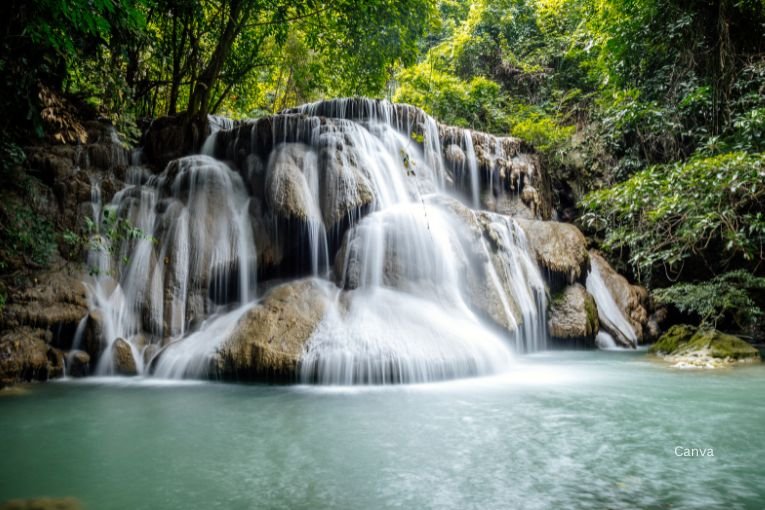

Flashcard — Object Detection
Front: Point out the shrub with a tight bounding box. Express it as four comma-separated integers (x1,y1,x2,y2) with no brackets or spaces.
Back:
654,271,765,331
581,152,765,280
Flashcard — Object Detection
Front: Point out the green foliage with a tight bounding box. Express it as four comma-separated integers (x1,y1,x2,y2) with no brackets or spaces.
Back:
2,0,435,137
0,0,147,139
0,200,57,270
84,209,154,275
507,102,574,155
0,140,27,183
395,65,508,130
582,152,765,278
654,271,765,330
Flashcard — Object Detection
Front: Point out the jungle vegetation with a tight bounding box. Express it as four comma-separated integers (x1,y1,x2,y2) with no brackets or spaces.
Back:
1,0,764,334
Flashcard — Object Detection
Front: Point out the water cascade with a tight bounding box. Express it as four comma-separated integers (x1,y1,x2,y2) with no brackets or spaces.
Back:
82,98,551,384
586,260,638,348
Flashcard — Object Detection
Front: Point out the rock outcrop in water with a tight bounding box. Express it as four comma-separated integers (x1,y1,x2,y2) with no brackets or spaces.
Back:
0,98,656,386
216,279,330,381
586,251,650,347
515,219,590,290
547,284,599,347
651,325,761,368
0,327,64,386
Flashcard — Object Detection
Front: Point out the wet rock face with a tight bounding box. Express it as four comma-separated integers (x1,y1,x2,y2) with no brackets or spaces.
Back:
0,116,137,387
142,114,208,170
548,284,599,347
0,265,89,351
215,279,331,382
265,144,323,223
67,350,91,378
515,218,590,291
589,251,650,343
651,325,761,368
0,328,63,387
112,338,138,376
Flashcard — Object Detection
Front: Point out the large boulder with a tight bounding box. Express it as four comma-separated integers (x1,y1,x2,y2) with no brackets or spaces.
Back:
66,350,91,378
651,325,761,368
548,284,599,347
264,134,375,233
215,279,331,381
589,251,649,344
0,328,63,387
112,338,137,376
82,310,105,361
515,219,589,290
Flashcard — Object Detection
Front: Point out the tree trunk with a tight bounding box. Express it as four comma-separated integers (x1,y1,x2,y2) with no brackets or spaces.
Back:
187,0,246,118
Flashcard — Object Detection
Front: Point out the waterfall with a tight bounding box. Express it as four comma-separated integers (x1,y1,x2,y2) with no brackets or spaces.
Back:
85,156,257,375
81,98,551,384
463,130,480,208
586,261,637,348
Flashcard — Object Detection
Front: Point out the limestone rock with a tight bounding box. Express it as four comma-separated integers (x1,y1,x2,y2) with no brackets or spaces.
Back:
651,325,761,368
516,219,589,290
548,284,599,346
589,251,650,343
265,143,320,222
112,338,138,376
216,279,331,381
83,310,105,361
0,265,88,344
318,136,375,229
0,328,61,387
444,144,466,168
142,114,207,169
142,344,159,366
67,350,91,378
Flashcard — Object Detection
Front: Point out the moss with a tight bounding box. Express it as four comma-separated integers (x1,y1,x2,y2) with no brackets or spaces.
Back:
584,293,599,332
679,329,761,360
650,324,697,354
550,290,565,307
652,325,760,362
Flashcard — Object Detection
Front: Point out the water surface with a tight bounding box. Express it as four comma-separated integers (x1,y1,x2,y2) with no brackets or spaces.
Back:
1,351,763,510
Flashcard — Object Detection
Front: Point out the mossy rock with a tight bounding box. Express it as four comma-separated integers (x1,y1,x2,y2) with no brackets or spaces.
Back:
584,294,598,332
650,324,697,354
547,283,598,344
677,329,760,361
651,324,760,366
0,498,82,510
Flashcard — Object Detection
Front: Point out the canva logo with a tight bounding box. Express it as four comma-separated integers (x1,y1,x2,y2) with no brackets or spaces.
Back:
674,446,714,457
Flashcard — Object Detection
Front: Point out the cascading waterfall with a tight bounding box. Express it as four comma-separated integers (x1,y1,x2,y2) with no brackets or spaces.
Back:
86,156,257,375
81,98,550,384
586,260,637,348
463,130,480,208
301,198,546,384
480,216,548,353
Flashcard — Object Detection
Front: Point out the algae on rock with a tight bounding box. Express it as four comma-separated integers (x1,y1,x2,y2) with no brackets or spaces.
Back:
651,324,760,368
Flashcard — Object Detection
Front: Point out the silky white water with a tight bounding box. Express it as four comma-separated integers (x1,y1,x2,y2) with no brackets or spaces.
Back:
586,257,638,348
82,98,549,384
